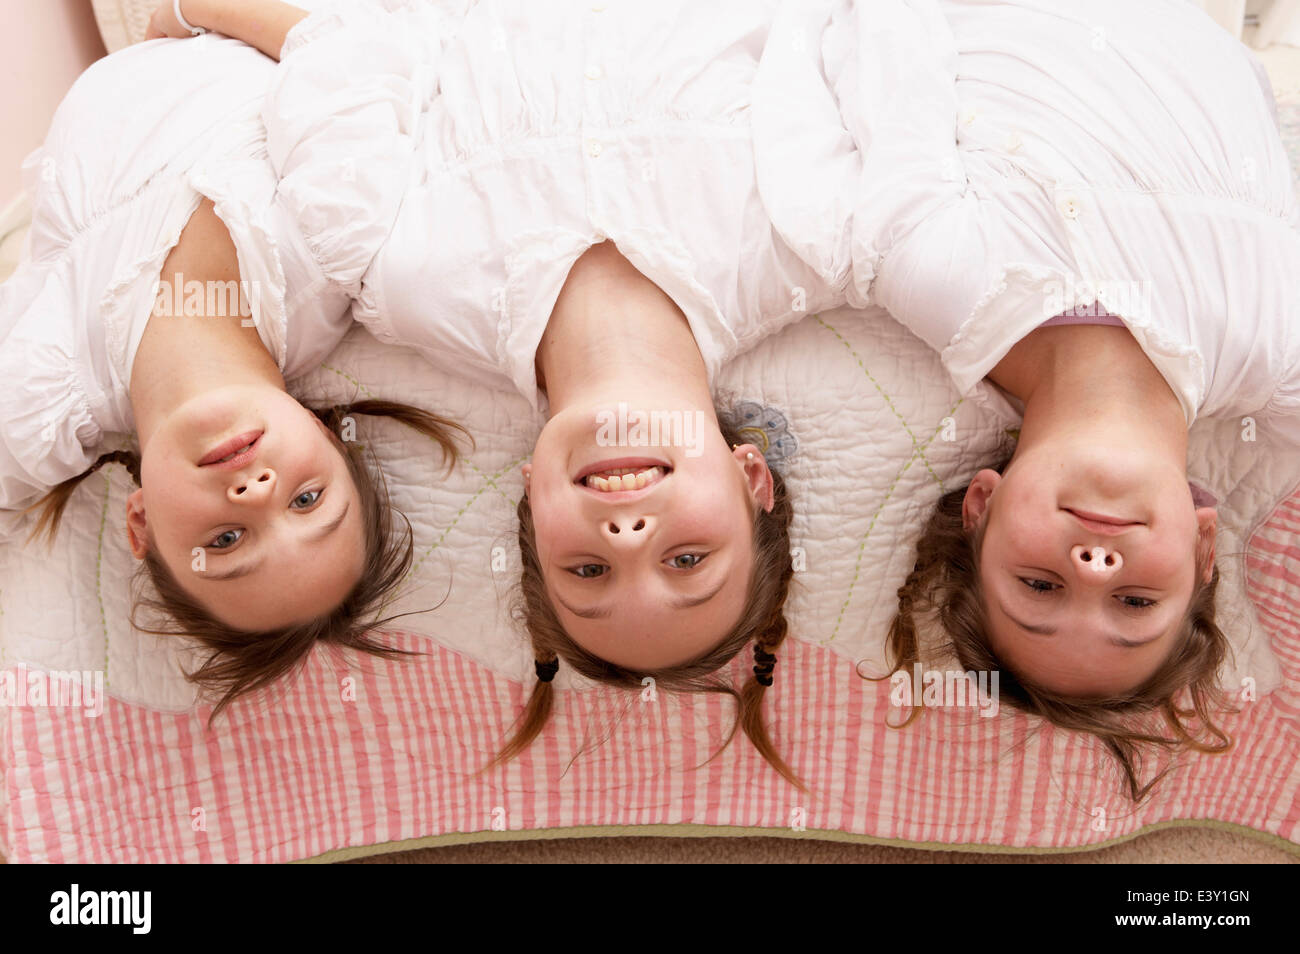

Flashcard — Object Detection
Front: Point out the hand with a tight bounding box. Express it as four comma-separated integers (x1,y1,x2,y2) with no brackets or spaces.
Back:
144,0,206,40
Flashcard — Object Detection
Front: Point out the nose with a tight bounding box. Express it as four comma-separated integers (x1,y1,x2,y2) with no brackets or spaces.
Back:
228,467,276,504
600,512,654,543
1070,543,1122,579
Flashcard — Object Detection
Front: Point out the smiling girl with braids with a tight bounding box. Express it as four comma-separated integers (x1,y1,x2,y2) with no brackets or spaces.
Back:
754,0,1300,798
149,0,847,784
500,242,801,783
0,6,467,717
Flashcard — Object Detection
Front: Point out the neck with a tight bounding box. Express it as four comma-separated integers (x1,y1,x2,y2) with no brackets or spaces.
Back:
537,242,715,418
129,309,284,450
990,326,1188,470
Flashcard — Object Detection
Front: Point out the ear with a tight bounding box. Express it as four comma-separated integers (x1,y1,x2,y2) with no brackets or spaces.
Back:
961,469,1002,532
124,488,150,560
1194,506,1217,585
521,463,532,497
733,444,775,513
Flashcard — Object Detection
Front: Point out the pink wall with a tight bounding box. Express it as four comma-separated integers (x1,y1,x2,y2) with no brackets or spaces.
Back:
0,0,107,203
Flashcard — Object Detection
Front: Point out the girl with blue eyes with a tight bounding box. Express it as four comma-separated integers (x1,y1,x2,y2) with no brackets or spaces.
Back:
0,8,467,718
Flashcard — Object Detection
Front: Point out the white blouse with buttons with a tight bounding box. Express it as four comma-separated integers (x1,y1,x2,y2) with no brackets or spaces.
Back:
262,0,843,414
752,0,1300,452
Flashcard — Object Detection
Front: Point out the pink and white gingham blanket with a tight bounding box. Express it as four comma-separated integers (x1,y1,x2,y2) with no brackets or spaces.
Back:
2,490,1296,863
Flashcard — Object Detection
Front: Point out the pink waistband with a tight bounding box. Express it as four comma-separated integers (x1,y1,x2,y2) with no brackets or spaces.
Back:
1039,304,1126,328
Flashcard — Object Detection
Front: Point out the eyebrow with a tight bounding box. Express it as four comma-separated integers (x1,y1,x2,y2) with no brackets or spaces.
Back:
996,599,1164,648
554,574,728,620
202,502,350,583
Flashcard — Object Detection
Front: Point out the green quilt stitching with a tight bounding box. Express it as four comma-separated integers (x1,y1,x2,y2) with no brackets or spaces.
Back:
321,364,515,505
814,317,969,640
815,315,946,487
927,398,966,498
315,365,532,592
825,448,935,642
402,455,530,591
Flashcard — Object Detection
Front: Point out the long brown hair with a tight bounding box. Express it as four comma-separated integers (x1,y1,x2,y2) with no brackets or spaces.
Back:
491,406,803,788
25,399,470,723
874,452,1233,802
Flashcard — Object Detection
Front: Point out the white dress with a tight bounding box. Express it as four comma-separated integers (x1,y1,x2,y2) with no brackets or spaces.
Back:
260,0,844,414
0,32,353,529
752,0,1300,446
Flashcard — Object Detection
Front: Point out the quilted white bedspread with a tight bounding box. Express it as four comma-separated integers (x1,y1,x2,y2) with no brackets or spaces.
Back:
0,302,1284,709
5,299,1300,862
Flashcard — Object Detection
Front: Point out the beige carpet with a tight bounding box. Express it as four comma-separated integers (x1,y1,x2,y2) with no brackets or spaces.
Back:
342,827,1297,863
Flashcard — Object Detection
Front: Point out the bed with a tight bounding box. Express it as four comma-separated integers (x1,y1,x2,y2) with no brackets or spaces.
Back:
0,0,1297,863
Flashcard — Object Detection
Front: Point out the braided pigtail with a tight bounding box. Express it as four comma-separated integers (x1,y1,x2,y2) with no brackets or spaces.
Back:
861,474,984,728
24,450,142,545
486,487,558,769
485,654,559,770
735,474,801,789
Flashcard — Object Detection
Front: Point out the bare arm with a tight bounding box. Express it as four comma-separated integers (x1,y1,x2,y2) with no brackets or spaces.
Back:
146,0,309,61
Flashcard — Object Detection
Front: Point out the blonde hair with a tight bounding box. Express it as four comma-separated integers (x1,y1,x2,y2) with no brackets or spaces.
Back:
26,399,470,723
492,406,803,788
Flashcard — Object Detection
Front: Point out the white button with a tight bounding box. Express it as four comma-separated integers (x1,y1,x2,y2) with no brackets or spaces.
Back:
591,1,606,10
1004,132,1023,153
587,139,603,157
585,65,603,81
960,107,978,126
1057,193,1081,220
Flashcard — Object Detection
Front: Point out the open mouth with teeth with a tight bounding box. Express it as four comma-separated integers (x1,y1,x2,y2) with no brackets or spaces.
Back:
573,460,673,494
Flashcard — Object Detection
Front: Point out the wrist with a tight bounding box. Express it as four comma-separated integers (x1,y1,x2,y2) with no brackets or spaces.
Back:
177,0,216,32
182,0,250,36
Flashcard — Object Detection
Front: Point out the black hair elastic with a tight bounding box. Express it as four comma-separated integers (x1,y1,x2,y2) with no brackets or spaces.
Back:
535,659,560,683
753,646,777,687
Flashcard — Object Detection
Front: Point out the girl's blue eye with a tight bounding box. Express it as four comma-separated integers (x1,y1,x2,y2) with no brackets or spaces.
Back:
292,489,323,510
571,564,607,579
667,553,706,570
209,528,243,550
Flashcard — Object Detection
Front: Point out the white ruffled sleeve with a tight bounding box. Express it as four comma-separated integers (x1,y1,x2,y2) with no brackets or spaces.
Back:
753,0,963,304
0,265,103,543
262,0,455,292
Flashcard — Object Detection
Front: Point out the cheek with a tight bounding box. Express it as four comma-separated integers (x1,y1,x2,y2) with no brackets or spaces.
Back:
1143,534,1196,582
528,491,578,562
984,513,1030,564
672,486,749,536
141,465,209,546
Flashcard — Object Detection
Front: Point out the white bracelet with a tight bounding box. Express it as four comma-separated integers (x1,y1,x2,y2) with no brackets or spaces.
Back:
173,0,207,35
